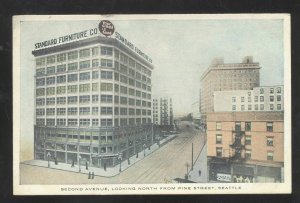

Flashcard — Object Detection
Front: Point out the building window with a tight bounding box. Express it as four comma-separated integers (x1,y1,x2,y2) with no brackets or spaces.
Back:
79,72,90,81
68,51,78,60
36,78,45,86
267,137,274,146
57,97,66,104
267,151,274,161
46,77,55,85
57,64,66,73
57,108,66,115
36,109,45,116
216,122,221,130
68,74,78,82
260,88,264,94
277,95,281,102
232,105,236,111
36,58,45,66
92,119,99,126
100,83,113,91
277,104,282,110
216,134,222,144
46,119,55,126
79,60,90,69
101,107,113,115
92,83,98,91
36,88,45,96
79,49,90,58
255,104,258,110
216,147,222,157
101,47,113,56
241,105,245,111
260,96,264,102
46,55,56,64
270,96,274,102
57,75,66,84
101,71,113,79
46,66,55,74
79,84,90,92
79,119,90,126
120,86,128,94
270,104,274,111
92,71,99,79
79,107,90,115
92,95,99,103
101,119,113,126
260,104,264,110
92,59,99,67
56,86,66,94
277,87,281,93
248,105,252,110
68,119,78,126
36,98,45,106
68,108,77,115
267,122,273,132
79,95,90,103
254,96,258,102
46,108,55,115
248,97,251,102
92,47,99,56
129,98,135,106
245,150,251,160
101,95,112,103
92,107,98,115
101,59,113,68
120,75,128,84
68,96,77,104
241,97,245,102
36,68,45,76
270,88,274,94
120,97,128,105
57,119,66,126
67,85,77,93
245,122,251,131
57,53,66,62
245,136,251,145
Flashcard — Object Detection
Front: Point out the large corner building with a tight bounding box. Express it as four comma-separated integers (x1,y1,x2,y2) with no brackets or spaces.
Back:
33,35,154,168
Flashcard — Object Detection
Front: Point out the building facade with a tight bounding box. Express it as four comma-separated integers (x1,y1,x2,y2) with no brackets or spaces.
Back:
33,35,154,168
200,56,260,121
207,111,284,183
214,85,284,112
191,101,201,127
153,97,174,126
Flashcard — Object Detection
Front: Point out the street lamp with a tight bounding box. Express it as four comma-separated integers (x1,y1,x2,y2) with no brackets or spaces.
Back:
78,155,82,172
47,152,51,168
143,144,146,156
118,153,122,172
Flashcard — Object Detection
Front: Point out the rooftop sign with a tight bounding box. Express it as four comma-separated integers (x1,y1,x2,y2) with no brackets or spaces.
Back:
33,21,152,63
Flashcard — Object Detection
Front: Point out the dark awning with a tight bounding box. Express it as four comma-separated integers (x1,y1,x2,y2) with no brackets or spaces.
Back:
233,165,254,176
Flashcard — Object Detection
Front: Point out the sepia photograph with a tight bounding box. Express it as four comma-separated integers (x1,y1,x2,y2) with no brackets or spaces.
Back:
13,14,291,195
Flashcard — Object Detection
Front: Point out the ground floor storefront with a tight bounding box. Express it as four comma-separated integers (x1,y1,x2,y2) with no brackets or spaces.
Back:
207,157,283,183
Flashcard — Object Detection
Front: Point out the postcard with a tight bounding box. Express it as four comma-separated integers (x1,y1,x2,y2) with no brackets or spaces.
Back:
13,14,291,195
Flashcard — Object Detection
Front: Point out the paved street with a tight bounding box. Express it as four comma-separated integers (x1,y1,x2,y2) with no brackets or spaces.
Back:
20,121,206,184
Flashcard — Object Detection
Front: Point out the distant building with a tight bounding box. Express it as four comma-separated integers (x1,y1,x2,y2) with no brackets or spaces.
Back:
214,85,284,112
33,35,154,168
200,56,261,121
207,111,284,183
191,101,201,126
153,97,174,126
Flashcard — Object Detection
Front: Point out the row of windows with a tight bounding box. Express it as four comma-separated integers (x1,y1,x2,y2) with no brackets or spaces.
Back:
259,87,282,94
36,117,152,126
215,147,274,161
36,47,113,67
216,121,274,132
232,104,282,111
216,134,275,146
232,95,282,103
36,107,151,116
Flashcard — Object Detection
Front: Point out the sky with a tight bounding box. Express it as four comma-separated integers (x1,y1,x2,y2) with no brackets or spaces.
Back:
18,16,285,160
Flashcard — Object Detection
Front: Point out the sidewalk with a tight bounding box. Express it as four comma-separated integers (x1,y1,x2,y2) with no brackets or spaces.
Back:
21,134,177,178
188,143,208,183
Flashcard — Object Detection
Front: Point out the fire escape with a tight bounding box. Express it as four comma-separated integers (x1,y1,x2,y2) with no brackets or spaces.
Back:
229,126,245,162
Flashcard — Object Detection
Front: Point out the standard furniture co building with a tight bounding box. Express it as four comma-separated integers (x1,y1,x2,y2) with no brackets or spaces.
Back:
32,35,154,168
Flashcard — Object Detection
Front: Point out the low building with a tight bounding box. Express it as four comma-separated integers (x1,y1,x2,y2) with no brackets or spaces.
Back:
207,111,284,183
214,85,284,112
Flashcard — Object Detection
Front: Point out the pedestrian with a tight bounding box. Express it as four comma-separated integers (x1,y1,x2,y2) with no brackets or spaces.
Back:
71,160,74,167
104,163,107,171
54,156,58,165
86,161,88,170
88,172,91,179
198,170,201,176
92,172,95,179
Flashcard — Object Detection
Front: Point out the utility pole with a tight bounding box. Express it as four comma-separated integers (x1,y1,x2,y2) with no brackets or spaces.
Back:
191,143,194,171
